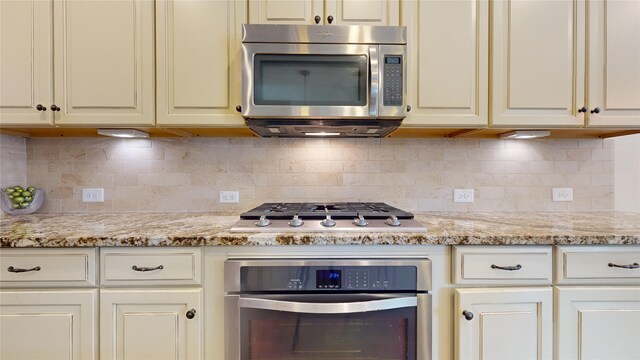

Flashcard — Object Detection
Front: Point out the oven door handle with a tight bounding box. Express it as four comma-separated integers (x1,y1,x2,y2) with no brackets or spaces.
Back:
238,296,417,314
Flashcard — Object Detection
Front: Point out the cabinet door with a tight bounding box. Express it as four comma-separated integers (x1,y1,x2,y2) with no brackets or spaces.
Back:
402,0,488,127
556,286,640,360
491,0,585,127
0,0,53,125
52,0,154,126
100,289,202,360
327,0,399,26
249,0,324,24
156,0,244,127
586,0,640,127
455,287,552,360
0,290,97,360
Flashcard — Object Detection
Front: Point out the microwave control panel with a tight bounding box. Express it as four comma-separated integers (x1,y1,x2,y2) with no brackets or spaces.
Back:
383,56,403,106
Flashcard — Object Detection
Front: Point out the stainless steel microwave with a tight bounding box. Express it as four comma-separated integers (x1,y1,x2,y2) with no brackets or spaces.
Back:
240,24,408,137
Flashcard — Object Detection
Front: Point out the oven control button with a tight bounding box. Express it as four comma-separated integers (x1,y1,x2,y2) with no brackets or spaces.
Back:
320,215,336,227
385,215,401,227
255,215,271,227
288,215,304,227
353,215,368,227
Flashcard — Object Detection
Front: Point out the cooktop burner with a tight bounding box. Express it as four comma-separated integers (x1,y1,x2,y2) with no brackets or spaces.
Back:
232,202,425,233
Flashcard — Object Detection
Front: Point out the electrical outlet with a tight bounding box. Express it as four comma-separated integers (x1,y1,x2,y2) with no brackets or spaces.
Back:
82,188,104,202
219,191,239,204
454,189,474,203
552,188,573,202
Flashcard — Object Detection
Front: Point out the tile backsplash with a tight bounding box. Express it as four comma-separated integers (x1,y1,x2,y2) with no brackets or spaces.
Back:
0,134,27,189
19,136,615,213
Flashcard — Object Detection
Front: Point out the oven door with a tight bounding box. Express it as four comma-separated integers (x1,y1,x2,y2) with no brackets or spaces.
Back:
242,43,377,119
225,293,431,360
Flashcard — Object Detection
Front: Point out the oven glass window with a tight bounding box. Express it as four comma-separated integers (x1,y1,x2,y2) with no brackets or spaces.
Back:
253,55,368,106
241,307,416,360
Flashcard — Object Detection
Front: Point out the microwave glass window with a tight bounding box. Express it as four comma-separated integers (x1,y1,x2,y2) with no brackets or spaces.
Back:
254,55,367,106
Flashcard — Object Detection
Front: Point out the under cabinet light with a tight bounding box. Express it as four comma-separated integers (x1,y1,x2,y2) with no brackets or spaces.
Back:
499,130,550,139
304,132,341,136
97,129,149,138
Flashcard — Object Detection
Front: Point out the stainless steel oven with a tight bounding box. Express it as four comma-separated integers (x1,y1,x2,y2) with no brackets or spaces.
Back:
225,259,431,360
240,25,408,137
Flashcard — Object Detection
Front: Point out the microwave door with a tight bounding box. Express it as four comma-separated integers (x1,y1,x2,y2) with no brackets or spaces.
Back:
242,43,373,119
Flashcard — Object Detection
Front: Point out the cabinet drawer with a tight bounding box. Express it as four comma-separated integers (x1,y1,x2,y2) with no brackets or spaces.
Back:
556,246,640,284
0,248,97,287
453,246,552,285
101,248,202,286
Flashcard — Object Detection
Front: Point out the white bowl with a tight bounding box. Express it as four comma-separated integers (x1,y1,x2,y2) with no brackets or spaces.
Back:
0,189,45,215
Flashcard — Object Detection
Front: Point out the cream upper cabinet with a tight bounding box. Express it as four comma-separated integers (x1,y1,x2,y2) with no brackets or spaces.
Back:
52,0,155,126
156,0,245,127
455,287,553,360
0,0,53,125
401,0,488,127
586,0,640,127
556,287,640,359
249,0,398,25
491,0,585,127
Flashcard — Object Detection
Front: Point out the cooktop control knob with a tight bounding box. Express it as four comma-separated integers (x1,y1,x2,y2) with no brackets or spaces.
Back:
288,215,304,227
320,215,336,227
353,215,368,227
255,215,271,227
385,215,401,227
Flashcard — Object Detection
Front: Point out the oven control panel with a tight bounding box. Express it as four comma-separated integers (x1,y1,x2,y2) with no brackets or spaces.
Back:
240,265,418,292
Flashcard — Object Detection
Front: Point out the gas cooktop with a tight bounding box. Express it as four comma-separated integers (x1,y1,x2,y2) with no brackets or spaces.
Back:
230,202,426,233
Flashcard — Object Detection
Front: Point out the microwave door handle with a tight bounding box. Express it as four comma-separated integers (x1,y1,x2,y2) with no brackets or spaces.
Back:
369,46,379,117
238,296,417,314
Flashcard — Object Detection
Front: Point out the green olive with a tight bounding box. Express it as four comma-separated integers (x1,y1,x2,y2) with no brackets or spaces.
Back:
11,203,20,209
11,191,21,197
19,202,29,208
24,196,33,202
13,197,24,204
27,187,36,193
21,191,31,197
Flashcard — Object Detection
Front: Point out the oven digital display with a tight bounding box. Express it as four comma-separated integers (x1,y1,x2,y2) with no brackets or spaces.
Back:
316,270,341,289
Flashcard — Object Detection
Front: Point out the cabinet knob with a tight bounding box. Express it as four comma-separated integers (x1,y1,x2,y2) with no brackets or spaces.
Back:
590,107,601,114
578,106,587,113
36,104,47,111
186,309,196,319
50,104,60,111
406,105,412,112
314,15,321,24
327,15,334,24
462,310,474,321
235,105,241,113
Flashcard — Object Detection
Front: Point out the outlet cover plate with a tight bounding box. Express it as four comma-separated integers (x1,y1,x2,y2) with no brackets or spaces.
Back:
552,188,573,202
454,189,474,203
220,191,239,203
82,188,104,202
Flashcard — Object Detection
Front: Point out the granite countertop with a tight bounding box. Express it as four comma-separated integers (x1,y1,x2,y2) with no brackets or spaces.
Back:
1,212,639,247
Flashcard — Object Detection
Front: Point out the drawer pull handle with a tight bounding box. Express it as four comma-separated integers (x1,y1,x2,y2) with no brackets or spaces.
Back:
132,265,164,272
462,310,474,321
186,309,196,319
491,264,522,271
7,266,41,273
608,262,639,269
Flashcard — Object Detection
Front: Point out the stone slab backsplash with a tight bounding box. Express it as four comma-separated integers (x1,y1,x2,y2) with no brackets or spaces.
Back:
16,136,615,213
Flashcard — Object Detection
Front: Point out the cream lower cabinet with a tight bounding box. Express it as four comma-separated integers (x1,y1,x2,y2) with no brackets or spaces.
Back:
99,247,204,360
0,290,97,360
0,248,98,360
453,246,554,360
455,287,553,360
401,0,488,127
100,289,203,360
555,287,640,360
249,0,398,26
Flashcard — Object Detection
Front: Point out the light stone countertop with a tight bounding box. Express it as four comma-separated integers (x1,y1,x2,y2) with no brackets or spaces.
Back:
0,212,638,247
